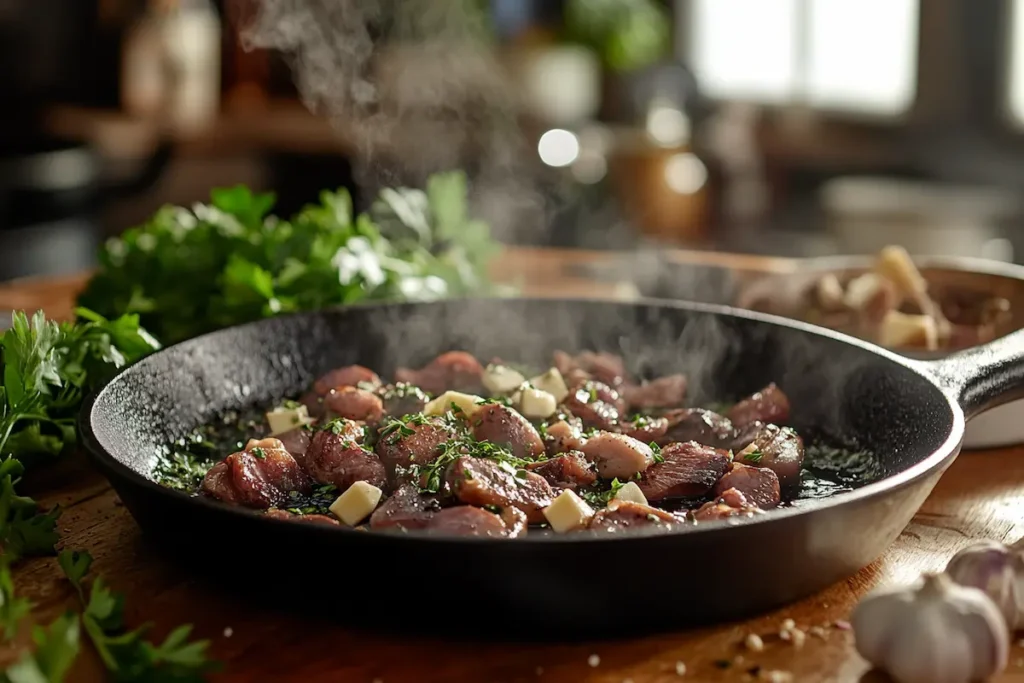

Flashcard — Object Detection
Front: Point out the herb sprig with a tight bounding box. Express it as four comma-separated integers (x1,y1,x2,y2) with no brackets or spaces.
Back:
0,310,159,467
78,172,500,345
59,550,217,681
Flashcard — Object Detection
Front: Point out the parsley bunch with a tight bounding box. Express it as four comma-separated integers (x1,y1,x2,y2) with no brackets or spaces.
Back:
0,310,159,467
78,171,500,345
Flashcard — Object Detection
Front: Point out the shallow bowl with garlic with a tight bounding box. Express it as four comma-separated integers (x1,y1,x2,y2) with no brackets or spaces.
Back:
736,250,1024,449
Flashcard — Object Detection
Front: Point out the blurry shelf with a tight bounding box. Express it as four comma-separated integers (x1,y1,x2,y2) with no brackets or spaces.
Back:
44,100,350,159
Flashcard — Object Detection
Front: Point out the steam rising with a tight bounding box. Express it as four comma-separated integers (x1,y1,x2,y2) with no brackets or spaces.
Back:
241,0,546,241
238,0,867,430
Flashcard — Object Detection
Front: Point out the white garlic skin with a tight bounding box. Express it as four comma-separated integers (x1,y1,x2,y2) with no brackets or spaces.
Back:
946,539,1024,631
852,572,1009,683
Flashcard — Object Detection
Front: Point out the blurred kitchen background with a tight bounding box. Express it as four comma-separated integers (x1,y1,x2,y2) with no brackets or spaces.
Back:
3,0,1024,280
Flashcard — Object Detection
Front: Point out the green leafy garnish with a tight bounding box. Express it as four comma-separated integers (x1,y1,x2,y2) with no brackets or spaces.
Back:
578,478,626,508
78,172,500,345
153,451,214,493
0,310,158,468
2,612,81,683
649,442,664,464
58,550,218,681
378,417,416,444
406,436,534,495
743,449,764,464
0,457,60,562
0,560,32,639
476,396,512,407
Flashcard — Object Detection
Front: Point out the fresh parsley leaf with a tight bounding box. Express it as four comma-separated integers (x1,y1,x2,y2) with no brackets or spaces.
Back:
4,507,60,560
2,612,81,683
210,185,276,228
1,312,64,411
0,457,60,562
57,551,92,601
649,442,664,464
1,309,158,468
59,551,218,681
0,560,32,640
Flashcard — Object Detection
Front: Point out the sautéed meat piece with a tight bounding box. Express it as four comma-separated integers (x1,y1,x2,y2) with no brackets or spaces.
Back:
182,348,828,537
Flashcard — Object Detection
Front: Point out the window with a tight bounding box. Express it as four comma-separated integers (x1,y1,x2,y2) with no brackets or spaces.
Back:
1008,0,1024,125
686,0,920,117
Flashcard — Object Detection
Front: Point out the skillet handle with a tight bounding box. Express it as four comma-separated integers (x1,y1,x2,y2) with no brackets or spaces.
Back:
918,329,1024,419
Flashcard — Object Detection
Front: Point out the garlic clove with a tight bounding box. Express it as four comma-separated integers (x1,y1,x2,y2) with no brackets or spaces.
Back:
946,540,1024,631
852,572,1009,683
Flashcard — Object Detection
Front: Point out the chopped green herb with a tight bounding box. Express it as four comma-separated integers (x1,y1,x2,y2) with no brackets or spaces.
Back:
407,435,536,495
250,446,267,459
476,396,512,407
578,478,625,508
379,417,416,443
649,442,664,464
743,449,764,464
380,383,428,402
449,401,465,415
153,450,215,493
588,386,599,403
322,418,354,436
631,414,650,428
281,399,302,410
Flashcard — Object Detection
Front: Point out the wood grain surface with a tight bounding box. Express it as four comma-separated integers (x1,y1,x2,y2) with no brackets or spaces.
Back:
3,247,1024,683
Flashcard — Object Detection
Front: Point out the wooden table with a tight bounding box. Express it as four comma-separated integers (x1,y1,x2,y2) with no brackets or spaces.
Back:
2,247,1024,683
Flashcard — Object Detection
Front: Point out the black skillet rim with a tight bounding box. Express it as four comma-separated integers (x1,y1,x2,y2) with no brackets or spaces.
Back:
79,296,966,546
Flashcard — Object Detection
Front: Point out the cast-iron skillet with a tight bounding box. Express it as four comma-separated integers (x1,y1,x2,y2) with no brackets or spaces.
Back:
81,298,1024,636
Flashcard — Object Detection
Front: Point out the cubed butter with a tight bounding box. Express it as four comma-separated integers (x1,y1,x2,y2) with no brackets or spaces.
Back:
266,404,313,435
613,481,648,505
482,364,526,395
424,391,485,417
529,368,569,403
518,387,557,419
878,310,938,350
542,489,595,533
329,481,383,526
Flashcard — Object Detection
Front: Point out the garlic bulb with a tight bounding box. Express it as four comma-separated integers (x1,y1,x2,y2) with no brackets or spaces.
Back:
946,539,1024,630
851,572,1008,683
